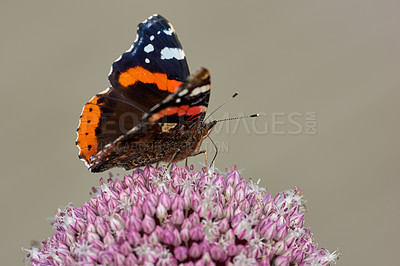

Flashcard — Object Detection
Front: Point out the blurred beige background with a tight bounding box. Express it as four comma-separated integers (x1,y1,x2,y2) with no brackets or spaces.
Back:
1,0,399,265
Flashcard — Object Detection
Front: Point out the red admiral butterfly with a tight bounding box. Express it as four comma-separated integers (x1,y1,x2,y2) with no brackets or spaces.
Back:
76,14,216,172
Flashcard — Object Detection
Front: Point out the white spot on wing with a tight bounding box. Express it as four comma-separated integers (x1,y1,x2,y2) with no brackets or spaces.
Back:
163,28,174,35
157,31,161,35
145,58,150,63
99,87,111,94
150,35,155,41
144,44,154,53
144,14,156,24
160,47,185,60
190,85,210,96
175,98,181,103
178,89,189,97
115,55,122,62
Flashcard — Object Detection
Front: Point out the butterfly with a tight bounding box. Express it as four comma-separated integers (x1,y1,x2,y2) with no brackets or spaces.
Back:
76,14,216,172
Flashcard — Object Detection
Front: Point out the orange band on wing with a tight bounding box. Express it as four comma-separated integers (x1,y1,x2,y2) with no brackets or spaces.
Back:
119,66,182,93
76,95,104,164
148,105,207,122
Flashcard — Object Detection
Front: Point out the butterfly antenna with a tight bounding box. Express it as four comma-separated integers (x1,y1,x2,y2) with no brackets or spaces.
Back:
207,136,218,165
205,92,238,121
215,113,260,123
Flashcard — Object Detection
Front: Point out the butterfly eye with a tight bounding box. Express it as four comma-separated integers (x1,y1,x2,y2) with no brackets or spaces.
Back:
201,127,208,136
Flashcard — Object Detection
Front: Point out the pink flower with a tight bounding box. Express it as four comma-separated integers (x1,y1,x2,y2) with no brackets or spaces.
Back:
25,165,339,265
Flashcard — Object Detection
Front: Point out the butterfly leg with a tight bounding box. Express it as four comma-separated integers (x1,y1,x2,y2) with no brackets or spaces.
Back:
207,136,218,165
190,150,209,173
161,149,180,178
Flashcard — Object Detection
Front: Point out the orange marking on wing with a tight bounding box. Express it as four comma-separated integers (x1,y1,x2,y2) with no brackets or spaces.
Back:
119,66,182,93
177,105,190,116
187,106,206,116
148,105,207,123
76,95,104,164
162,106,182,116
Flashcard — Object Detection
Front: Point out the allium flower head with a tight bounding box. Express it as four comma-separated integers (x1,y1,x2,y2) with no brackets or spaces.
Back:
25,165,339,265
